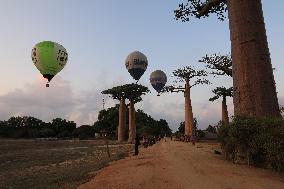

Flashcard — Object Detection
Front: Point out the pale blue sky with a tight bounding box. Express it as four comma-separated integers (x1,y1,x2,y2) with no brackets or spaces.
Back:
0,0,283,130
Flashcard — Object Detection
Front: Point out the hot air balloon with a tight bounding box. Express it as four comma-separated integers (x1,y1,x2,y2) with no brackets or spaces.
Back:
31,41,68,87
150,70,167,96
125,51,148,82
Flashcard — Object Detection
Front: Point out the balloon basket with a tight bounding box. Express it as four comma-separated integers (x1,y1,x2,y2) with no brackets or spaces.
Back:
46,83,49,87
157,93,160,96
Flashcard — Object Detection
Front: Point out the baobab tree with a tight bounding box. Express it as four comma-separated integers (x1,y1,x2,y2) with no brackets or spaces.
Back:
209,86,233,125
174,0,281,118
102,84,149,143
164,66,210,138
123,84,149,143
102,86,127,142
199,53,232,77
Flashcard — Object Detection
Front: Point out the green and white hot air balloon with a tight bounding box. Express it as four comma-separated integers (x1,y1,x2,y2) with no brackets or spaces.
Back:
31,41,68,87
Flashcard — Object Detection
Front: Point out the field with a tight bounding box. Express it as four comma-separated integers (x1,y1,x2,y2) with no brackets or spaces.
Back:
0,139,133,189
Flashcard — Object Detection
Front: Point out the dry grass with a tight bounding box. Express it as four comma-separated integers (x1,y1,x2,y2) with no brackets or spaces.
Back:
0,139,133,189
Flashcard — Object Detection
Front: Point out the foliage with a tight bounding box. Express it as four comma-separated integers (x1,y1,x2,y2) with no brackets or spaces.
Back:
218,116,284,172
135,109,172,137
209,86,233,101
206,124,217,133
51,118,76,136
0,116,76,138
73,125,95,140
174,0,227,21
176,118,198,135
196,129,206,138
93,106,172,138
178,121,185,133
199,54,232,77
173,66,209,85
102,83,149,103
162,66,210,93
93,105,119,136
123,83,150,103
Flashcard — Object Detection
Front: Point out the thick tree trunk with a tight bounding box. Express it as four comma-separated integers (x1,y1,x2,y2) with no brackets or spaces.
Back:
118,98,126,142
227,0,280,117
222,96,229,125
184,80,194,137
128,99,136,143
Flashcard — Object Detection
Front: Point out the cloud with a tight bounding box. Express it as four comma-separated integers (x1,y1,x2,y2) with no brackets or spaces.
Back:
0,77,105,126
0,77,74,121
136,93,235,131
0,76,237,131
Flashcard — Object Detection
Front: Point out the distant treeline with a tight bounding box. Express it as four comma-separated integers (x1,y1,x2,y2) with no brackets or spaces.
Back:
0,105,172,139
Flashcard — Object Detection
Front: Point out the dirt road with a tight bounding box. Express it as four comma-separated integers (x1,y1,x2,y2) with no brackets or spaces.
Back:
78,140,284,189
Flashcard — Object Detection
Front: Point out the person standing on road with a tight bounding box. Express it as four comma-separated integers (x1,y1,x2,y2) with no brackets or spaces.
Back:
134,135,141,156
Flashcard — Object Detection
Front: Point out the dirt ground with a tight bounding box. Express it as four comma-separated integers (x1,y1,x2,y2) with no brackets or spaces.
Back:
0,139,132,189
79,139,284,189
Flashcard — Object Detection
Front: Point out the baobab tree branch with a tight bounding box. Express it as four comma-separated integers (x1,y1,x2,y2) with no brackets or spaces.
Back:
190,78,211,88
161,85,185,93
199,53,232,77
197,0,226,17
174,0,227,21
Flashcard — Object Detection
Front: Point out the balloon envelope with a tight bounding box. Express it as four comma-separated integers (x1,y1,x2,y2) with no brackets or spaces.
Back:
125,51,148,80
150,70,167,93
31,41,68,82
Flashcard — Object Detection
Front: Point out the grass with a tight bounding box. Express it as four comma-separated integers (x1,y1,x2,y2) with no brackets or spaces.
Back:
0,139,133,189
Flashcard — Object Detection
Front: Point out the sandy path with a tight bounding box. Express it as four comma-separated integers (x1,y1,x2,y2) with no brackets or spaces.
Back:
78,140,284,189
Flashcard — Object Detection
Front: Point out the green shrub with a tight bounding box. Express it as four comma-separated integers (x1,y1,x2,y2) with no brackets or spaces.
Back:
38,128,56,138
218,116,284,171
57,130,72,138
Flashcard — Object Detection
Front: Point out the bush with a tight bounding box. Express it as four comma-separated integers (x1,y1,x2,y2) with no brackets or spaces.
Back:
38,128,56,138
57,130,72,138
218,116,284,171
73,125,95,139
196,129,205,138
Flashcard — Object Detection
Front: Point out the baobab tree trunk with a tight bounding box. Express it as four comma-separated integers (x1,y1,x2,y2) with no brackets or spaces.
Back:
128,99,136,143
227,0,280,117
184,80,194,137
118,98,126,142
222,96,229,125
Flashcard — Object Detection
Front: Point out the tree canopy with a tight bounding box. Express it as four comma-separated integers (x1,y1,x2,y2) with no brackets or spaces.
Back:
199,54,232,77
93,107,172,137
209,86,233,101
102,83,149,104
0,116,76,138
163,66,210,92
174,0,227,21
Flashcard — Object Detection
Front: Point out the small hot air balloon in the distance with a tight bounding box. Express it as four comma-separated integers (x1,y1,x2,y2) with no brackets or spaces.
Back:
125,51,148,82
31,41,68,87
150,70,167,96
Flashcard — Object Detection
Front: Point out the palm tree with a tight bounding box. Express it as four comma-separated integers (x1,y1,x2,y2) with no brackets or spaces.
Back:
209,87,233,125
